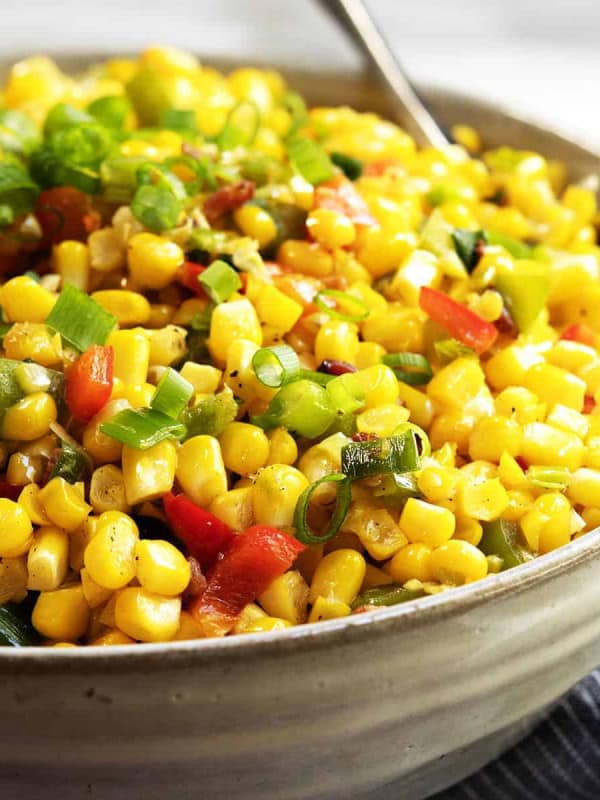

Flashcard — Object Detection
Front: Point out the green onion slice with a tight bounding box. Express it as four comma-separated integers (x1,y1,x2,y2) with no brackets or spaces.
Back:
217,101,260,150
46,284,117,352
131,184,182,232
382,352,433,385
87,95,131,130
161,108,198,133
341,431,419,479
252,379,335,438
198,260,242,304
315,289,369,323
393,422,431,458
485,230,532,260
43,103,94,137
434,338,477,362
100,408,187,450
252,345,300,388
0,109,40,156
281,92,308,139
150,368,194,419
527,466,570,490
298,369,334,386
351,584,425,611
287,137,334,185
330,152,363,181
0,603,41,647
293,473,352,545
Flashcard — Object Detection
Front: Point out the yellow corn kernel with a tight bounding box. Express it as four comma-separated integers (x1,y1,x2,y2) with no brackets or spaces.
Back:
84,511,138,590
208,299,262,365
497,452,527,489
90,629,135,646
361,305,424,353
417,465,461,507
69,517,97,572
147,304,175,328
456,478,509,521
356,225,417,278
361,563,393,591
258,570,309,624
394,382,434,429
239,615,291,633
38,477,91,532
343,505,407,560
171,610,205,641
502,489,534,521
253,464,309,527
32,585,90,642
307,209,356,249
430,442,457,468
428,358,486,408
52,240,90,291
388,542,434,583
583,508,600,530
355,341,386,370
521,423,585,471
0,276,56,323
232,603,269,634
548,340,598,372
523,363,586,412
26,526,69,591
535,492,571,553
7,452,44,487
209,487,254,531
563,185,597,224
3,392,57,441
567,468,600,507
468,415,523,463
0,556,28,604
3,322,62,367
454,517,483,546
546,404,589,439
233,204,277,248
460,460,497,483
128,232,183,289
87,227,125,273
115,587,181,643
485,346,545,391
266,427,298,466
224,339,276,402
278,240,333,277
91,290,151,327
81,567,112,609
494,386,546,425
309,549,366,605
314,320,360,365
308,595,352,622
388,249,440,306
580,362,600,396
18,483,50,526
356,404,410,437
98,592,118,628
451,124,482,153
219,422,270,475
82,398,130,464
172,297,210,327
430,540,488,585
180,362,222,394
354,364,399,408
254,284,303,333
399,498,455,547
107,328,150,386
135,539,191,597
122,439,177,505
89,465,130,514
146,325,188,367
110,380,155,407
176,435,227,507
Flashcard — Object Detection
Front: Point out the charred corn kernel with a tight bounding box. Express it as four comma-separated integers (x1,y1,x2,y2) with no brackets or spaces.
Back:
82,399,130,464
3,392,57,441
278,240,333,277
180,362,222,394
209,298,262,365
3,322,62,367
122,439,177,505
494,386,546,424
253,464,309,527
356,226,417,278
485,346,545,391
254,285,303,333
523,363,586,412
91,290,151,326
549,340,598,372
258,570,309,624
521,423,585,471
107,328,150,386
84,511,138,590
388,249,440,306
468,415,522,462
115,587,181,643
567,468,600,507
209,487,254,531
171,610,205,641
547,404,589,439
32,585,90,642
307,209,356,249
147,324,188,366
232,603,268,634
417,466,461,506
18,483,50,526
355,341,386,370
314,320,359,365
356,404,410,437
428,358,486,408
69,518,97,572
135,539,191,597
90,465,130,514
457,478,509,521
0,276,56,323
90,629,135,646
38,477,91,532
176,436,227,506
80,567,112,609
52,240,90,291
399,498,455,547
308,595,351,622
219,422,270,475
354,364,399,407
454,517,483,546
266,428,298,466
128,233,183,289
233,204,277,248
87,227,125,273
309,549,366,605
26,526,69,591
343,506,407,560
0,556,28,604
430,540,488,585
389,543,434,583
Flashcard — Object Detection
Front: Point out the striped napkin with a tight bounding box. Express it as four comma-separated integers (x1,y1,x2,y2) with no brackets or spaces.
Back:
433,671,600,799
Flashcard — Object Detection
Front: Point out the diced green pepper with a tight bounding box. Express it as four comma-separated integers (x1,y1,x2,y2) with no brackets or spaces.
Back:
479,519,532,570
494,265,550,333
351,583,425,610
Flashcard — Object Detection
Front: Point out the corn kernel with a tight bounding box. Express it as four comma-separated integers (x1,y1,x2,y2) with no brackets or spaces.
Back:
343,506,407,560
567,468,600,507
308,595,351,622
122,439,177,505
128,232,183,289
388,542,434,583
232,603,268,634
3,392,57,441
32,585,90,642
90,629,135,646
258,570,309,624
52,240,90,291
107,328,150,385
254,284,303,333
82,398,130,464
468,415,522,462
81,567,112,609
428,358,486,407
399,498,455,547
90,465,130,514
521,423,585,471
135,538,191,596
266,427,298,466
354,364,399,407
314,320,359,365
84,511,138,590
209,299,262,365
253,464,309,527
219,422,270,475
3,322,62,367
209,487,254,531
307,208,356,249
234,204,277,248
92,290,151,327
278,240,333,277
457,478,509,521
180,362,222,394
176,435,227,507
494,386,546,425
38,477,91,532
309,549,366,605
524,363,586,412
356,404,410,437
430,540,488,585
87,227,125,273
115,587,181,642
18,483,50,526
454,517,483,546
26,526,69,591
0,276,56,323
0,556,28,604
485,346,545,391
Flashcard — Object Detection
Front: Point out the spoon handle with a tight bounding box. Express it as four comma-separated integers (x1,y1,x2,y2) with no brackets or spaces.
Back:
317,0,449,148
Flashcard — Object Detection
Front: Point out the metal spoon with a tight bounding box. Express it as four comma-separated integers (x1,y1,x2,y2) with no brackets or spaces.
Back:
316,0,449,148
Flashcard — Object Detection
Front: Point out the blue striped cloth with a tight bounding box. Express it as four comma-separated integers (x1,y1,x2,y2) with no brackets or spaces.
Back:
432,671,600,799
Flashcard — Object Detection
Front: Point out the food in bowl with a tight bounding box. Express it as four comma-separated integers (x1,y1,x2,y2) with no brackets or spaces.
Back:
0,46,598,648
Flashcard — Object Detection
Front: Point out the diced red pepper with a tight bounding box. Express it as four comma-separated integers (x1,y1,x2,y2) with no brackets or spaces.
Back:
190,525,305,636
313,175,376,226
35,187,101,246
163,492,236,571
203,180,255,224
65,345,114,423
362,159,400,177
561,323,597,349
177,261,207,294
584,395,596,414
419,287,498,355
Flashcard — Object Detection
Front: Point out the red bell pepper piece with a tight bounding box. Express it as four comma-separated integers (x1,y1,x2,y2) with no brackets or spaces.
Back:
190,525,306,636
419,287,498,355
560,323,597,349
177,261,207,294
35,187,101,246
203,180,255,224
65,345,114,423
163,492,236,570
584,395,596,414
313,175,376,226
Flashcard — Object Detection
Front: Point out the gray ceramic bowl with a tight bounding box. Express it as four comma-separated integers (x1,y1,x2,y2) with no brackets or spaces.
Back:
1,62,600,800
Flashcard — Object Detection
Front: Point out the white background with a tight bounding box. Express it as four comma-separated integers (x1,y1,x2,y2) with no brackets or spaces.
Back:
2,0,600,149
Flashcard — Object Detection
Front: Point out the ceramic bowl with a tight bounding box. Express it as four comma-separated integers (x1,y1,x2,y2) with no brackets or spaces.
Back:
1,65,600,800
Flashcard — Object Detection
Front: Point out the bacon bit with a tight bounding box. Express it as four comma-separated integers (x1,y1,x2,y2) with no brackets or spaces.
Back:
352,432,378,442
561,323,597,349
584,395,596,414
203,180,255,224
314,175,376,226
494,306,518,337
183,556,207,603
319,359,358,376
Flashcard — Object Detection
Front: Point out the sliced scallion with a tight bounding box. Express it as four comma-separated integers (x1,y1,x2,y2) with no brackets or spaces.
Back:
252,379,335,438
217,101,260,150
252,345,300,388
131,184,183,232
527,466,570,490
0,603,41,647
198,260,242,304
100,407,186,450
43,103,93,137
281,92,308,139
341,431,419,479
293,473,352,545
150,368,194,419
87,95,131,130
393,422,431,458
287,137,334,185
451,228,486,272
315,289,369,323
0,109,40,156
46,284,117,351
485,230,532,260
161,108,198,133
382,352,433,385
434,338,477,362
